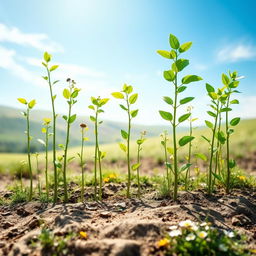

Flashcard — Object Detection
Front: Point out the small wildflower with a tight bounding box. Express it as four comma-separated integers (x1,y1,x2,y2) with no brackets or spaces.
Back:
224,230,235,238
179,220,194,228
103,177,110,183
43,117,51,125
79,231,87,239
157,238,169,248
186,233,196,241
169,225,178,230
219,243,228,252
169,229,182,237
109,173,117,179
237,175,246,181
198,231,207,239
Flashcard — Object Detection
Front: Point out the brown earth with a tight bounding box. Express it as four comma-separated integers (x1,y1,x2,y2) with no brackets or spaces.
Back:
0,186,255,256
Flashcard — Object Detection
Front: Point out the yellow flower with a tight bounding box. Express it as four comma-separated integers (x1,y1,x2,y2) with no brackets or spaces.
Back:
237,175,246,181
157,238,169,248
250,249,256,254
79,231,87,239
43,117,51,125
198,231,207,239
109,174,117,179
103,177,110,183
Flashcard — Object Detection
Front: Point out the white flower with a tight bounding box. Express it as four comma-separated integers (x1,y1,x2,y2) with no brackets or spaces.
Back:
219,244,228,252
198,231,207,239
224,230,235,238
179,220,194,228
190,223,199,231
169,225,178,230
186,233,196,241
169,229,182,237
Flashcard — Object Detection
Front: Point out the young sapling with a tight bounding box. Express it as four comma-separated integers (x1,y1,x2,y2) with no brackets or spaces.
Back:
89,96,109,200
112,84,139,198
157,34,202,200
17,98,36,201
62,78,81,202
42,52,59,203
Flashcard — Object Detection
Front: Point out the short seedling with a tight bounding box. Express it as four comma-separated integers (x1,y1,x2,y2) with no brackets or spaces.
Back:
78,123,89,202
42,52,59,203
132,131,146,197
17,98,36,201
112,84,139,198
89,96,109,200
157,34,202,200
62,78,80,202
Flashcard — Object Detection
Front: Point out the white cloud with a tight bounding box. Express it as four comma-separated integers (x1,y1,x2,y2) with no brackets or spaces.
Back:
217,43,256,62
0,23,63,52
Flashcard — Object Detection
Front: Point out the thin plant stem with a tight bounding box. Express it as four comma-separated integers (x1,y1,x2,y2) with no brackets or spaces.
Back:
126,95,131,198
80,128,85,201
45,126,49,200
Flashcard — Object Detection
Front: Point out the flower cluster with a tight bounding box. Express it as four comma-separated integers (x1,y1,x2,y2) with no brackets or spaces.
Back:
156,219,251,256
103,173,118,183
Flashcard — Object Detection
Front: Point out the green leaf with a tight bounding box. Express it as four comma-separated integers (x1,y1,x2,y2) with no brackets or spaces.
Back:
42,76,48,80
112,92,124,99
179,42,192,53
119,104,128,111
195,153,207,161
229,159,236,168
206,83,215,93
43,52,51,63
159,110,173,121
69,114,76,124
50,65,59,72
71,90,79,98
123,84,133,94
90,115,96,122
205,120,213,129
212,173,223,182
157,50,171,59
222,73,229,86
230,99,239,104
179,97,194,105
131,109,139,118
209,92,218,100
201,135,210,144
163,70,175,82
179,135,195,147
129,93,138,104
163,96,173,105
177,86,187,93
172,59,189,72
132,163,141,170
169,34,180,49
121,129,128,140
217,131,226,144
62,115,68,121
207,111,217,117
17,98,27,105
179,163,192,173
230,117,240,126
99,98,109,106
229,81,239,88
182,75,202,84
167,147,174,154
28,99,36,109
178,113,191,123
220,107,232,112
63,89,70,99
119,143,127,152
88,105,95,110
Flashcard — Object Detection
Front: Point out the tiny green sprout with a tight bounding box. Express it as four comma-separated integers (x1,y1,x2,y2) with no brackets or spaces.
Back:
42,52,59,204
132,131,146,198
17,98,36,201
89,96,109,200
62,79,81,202
185,106,198,190
78,123,89,202
160,130,173,192
157,34,202,200
38,117,51,200
221,71,242,193
112,84,139,198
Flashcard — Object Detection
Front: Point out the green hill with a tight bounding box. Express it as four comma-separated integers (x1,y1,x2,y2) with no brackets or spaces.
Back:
0,105,171,153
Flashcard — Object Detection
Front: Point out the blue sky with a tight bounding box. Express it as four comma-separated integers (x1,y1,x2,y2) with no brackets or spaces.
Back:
0,0,255,125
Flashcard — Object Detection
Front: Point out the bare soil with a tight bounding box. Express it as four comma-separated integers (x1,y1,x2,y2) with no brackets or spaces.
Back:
0,186,255,256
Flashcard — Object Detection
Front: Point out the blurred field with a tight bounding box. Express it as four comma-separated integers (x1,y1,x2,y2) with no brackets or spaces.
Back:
0,119,255,170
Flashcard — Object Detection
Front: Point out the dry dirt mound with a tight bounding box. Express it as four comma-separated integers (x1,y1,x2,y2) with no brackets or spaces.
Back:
0,189,255,256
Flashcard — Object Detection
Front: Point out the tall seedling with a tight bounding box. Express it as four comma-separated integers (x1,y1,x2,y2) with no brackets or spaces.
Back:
17,98,36,200
204,84,227,194
157,34,202,200
42,52,59,203
62,79,80,202
112,84,139,198
89,96,109,200
78,123,89,202
221,71,241,193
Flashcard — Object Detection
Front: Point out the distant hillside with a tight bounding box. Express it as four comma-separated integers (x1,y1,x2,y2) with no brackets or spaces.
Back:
0,105,173,153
